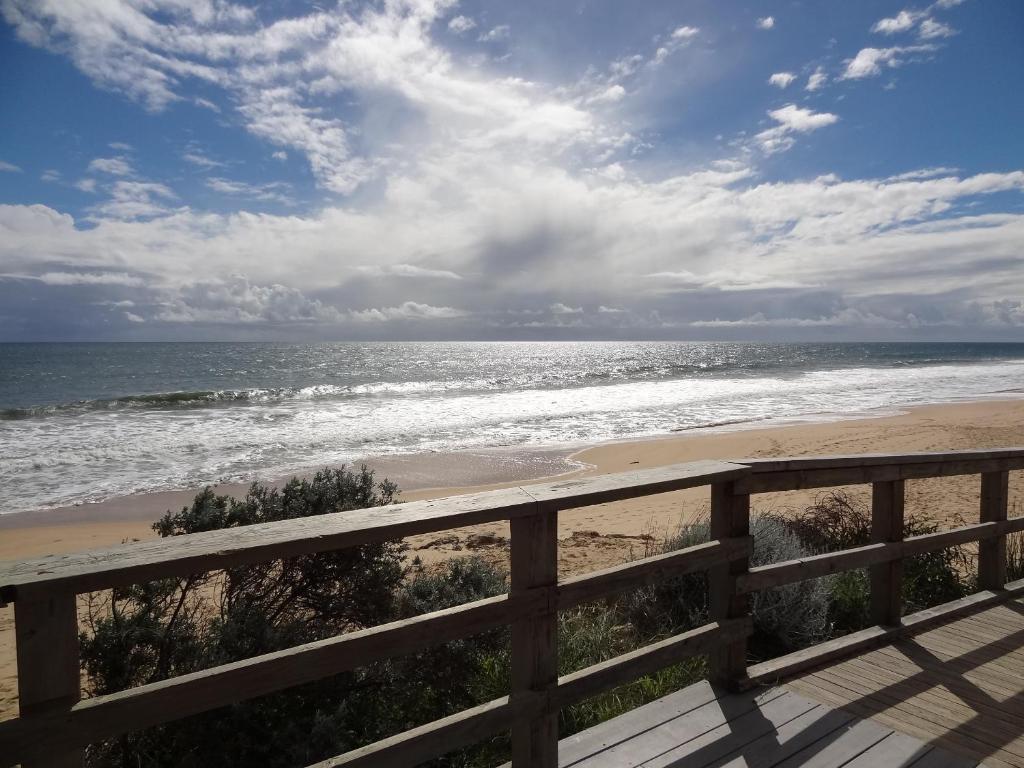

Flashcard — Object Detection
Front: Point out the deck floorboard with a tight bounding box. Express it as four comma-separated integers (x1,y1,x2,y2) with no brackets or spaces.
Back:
540,597,1024,767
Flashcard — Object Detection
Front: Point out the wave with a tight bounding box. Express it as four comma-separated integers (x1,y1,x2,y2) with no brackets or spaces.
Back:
0,379,504,419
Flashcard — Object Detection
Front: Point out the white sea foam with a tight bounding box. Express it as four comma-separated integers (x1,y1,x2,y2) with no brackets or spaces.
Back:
1,354,1023,515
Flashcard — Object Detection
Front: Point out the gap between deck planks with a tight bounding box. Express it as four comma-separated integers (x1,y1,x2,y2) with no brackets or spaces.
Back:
501,679,983,767
785,598,1024,768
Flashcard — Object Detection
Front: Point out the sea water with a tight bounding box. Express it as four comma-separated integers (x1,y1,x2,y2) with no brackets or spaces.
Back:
1,341,1023,515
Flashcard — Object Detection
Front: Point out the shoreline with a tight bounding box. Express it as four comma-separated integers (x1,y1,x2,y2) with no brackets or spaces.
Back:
2,397,1023,716
1,398,1022,561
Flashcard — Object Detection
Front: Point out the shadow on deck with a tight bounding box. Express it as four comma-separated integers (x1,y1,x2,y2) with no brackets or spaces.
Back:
549,597,1024,767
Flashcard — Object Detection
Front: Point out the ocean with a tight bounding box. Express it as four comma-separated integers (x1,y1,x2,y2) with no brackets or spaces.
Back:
1,341,1023,516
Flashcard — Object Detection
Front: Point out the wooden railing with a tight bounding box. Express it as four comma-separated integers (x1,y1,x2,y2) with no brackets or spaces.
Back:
0,449,1022,767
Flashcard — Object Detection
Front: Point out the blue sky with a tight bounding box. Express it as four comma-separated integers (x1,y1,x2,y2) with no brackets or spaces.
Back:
0,0,1022,340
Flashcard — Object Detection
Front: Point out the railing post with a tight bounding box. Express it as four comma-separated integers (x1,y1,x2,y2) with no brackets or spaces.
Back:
870,480,905,625
979,470,1009,590
15,592,83,767
510,508,558,767
709,481,750,689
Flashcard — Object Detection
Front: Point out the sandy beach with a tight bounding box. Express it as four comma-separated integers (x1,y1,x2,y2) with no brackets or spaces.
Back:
1,398,1022,717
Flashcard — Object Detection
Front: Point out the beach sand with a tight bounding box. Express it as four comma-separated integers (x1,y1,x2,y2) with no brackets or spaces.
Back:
1,399,1022,717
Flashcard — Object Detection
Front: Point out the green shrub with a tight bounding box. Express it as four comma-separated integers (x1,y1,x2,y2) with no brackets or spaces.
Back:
774,490,971,632
619,514,832,660
81,467,410,768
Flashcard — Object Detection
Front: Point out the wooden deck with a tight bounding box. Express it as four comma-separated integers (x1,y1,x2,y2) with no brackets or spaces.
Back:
553,681,980,767
788,598,1024,768
550,597,1024,767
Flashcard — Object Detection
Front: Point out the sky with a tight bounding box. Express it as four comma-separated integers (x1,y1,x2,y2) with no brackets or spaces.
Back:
0,0,1022,341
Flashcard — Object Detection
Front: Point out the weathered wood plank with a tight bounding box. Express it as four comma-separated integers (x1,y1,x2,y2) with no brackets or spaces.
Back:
627,692,823,768
510,512,558,768
0,461,748,604
847,656,1024,747
552,680,767,767
979,470,1010,590
312,692,545,768
557,537,750,609
551,617,752,711
738,542,892,593
709,481,751,688
0,589,547,763
14,594,82,768
840,731,934,768
770,716,895,768
736,449,1024,494
563,688,812,768
814,664,1024,760
712,702,858,768
0,487,539,602
796,673,1019,768
523,460,748,511
871,480,905,626
738,519,1024,594
747,579,1024,685
743,447,1024,472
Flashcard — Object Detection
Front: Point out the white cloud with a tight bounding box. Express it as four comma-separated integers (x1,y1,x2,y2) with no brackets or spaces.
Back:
768,72,796,89
156,277,344,324
671,25,700,40
8,271,147,287
840,45,934,79
447,15,475,34
194,97,220,112
108,142,133,151
88,156,134,176
205,177,291,203
1,1,1022,338
872,10,922,35
40,169,61,183
918,18,956,39
89,181,177,220
692,308,901,328
756,16,775,30
74,178,98,193
358,264,462,280
769,105,840,132
587,84,626,105
478,25,510,42
550,302,582,314
754,104,838,154
349,301,466,322
1,166,1023,335
650,25,700,67
182,150,225,169
806,67,828,91
886,167,959,181
0,160,22,173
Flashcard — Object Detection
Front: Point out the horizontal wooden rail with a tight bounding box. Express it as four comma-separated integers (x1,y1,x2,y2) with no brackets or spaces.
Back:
0,531,749,764
314,617,752,768
556,537,750,609
0,460,746,604
550,617,752,710
314,692,547,768
737,448,1024,495
0,590,547,761
737,516,1024,593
